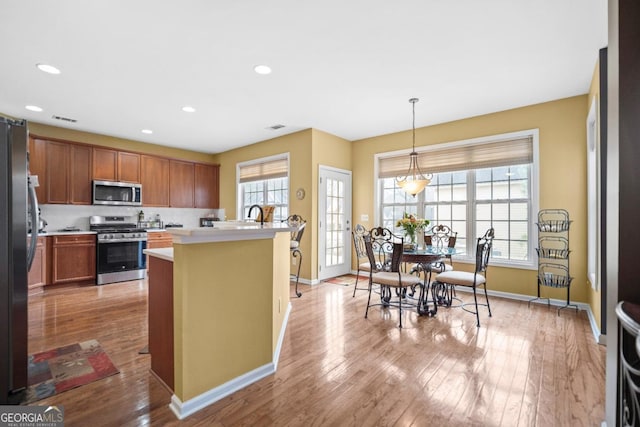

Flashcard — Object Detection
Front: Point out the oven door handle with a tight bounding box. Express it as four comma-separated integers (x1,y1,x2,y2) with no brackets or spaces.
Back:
98,238,147,243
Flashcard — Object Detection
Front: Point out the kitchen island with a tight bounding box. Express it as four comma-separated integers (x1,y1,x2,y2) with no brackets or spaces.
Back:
144,222,294,420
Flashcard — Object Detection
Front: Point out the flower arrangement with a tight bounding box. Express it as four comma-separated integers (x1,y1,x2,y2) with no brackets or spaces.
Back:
396,212,429,244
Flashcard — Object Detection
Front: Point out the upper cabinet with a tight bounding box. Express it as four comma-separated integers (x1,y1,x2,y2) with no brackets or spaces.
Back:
31,139,91,205
28,137,47,203
195,163,220,209
28,134,218,208
93,148,140,183
169,160,195,208
141,155,170,207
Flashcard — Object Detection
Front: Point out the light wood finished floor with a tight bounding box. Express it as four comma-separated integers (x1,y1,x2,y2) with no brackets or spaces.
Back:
27,278,605,426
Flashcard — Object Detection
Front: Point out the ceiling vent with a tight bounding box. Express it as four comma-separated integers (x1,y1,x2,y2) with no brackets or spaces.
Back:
267,124,285,130
52,115,77,123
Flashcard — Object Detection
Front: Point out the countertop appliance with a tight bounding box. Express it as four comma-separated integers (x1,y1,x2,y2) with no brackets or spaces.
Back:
90,216,147,285
1,117,38,403
92,180,142,206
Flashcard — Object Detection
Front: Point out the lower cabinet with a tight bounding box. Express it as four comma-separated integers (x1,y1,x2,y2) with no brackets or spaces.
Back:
50,234,96,284
146,231,173,268
27,236,47,294
148,256,174,390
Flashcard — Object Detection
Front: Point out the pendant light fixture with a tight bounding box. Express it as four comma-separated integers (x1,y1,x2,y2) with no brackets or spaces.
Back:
396,98,432,197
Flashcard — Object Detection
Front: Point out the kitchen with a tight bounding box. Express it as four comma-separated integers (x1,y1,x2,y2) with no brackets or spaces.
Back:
25,129,223,293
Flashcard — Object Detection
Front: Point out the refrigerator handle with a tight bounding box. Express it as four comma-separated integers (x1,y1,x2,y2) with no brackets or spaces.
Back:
27,176,39,271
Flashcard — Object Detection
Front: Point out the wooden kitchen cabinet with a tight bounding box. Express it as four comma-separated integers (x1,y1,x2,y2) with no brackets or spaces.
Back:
147,255,174,390
27,236,47,294
146,231,173,268
93,148,140,183
28,137,47,203
117,151,140,183
69,145,92,203
51,234,96,284
93,148,118,181
194,163,220,209
43,141,92,205
140,155,170,206
169,160,195,208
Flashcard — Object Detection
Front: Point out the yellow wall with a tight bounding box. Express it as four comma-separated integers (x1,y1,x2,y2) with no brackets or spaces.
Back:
27,121,217,164
172,235,289,401
587,59,602,329
216,129,313,280
310,129,353,279
351,96,590,302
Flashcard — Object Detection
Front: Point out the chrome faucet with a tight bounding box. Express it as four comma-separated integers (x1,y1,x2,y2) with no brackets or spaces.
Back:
248,204,264,226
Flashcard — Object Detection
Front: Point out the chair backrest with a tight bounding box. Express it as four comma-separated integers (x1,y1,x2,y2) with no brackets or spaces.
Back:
475,228,495,274
352,224,369,260
368,227,404,273
286,214,306,243
426,224,458,250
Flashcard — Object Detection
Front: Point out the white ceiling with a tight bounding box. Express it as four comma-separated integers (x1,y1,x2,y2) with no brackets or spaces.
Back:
0,1,607,154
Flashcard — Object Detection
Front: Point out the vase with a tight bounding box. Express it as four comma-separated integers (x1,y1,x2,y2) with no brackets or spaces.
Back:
405,230,416,249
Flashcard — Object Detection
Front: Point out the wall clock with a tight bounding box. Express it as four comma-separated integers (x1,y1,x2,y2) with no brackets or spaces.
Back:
296,188,306,200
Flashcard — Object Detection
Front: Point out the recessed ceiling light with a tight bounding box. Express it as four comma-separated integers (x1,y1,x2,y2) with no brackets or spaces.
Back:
141,129,153,135
36,63,61,75
25,105,43,112
182,106,196,113
254,65,272,75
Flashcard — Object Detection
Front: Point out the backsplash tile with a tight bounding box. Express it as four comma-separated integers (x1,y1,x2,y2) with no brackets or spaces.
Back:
40,204,216,232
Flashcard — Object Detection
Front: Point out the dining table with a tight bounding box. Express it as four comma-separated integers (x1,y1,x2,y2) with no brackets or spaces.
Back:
401,245,459,316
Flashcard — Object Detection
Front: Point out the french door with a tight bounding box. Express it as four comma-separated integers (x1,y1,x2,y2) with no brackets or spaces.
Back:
318,166,352,280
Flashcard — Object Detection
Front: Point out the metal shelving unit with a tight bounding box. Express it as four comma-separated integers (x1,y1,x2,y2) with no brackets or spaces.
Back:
528,209,578,314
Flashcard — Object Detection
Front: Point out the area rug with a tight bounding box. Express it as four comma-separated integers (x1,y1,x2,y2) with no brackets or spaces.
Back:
324,274,368,286
24,339,119,404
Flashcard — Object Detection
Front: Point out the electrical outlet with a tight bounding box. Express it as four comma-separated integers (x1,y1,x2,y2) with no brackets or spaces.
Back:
361,214,369,221
292,257,297,266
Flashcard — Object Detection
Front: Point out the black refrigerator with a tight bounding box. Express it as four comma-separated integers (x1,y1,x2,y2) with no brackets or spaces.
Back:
1,117,40,404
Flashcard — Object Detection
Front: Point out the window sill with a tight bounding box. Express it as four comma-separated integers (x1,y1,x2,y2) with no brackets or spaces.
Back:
451,256,537,271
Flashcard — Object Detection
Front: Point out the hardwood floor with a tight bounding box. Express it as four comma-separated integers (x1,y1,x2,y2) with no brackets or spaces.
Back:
27,278,605,426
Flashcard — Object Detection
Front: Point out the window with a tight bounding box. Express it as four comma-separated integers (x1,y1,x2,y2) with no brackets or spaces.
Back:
378,131,538,268
237,154,289,222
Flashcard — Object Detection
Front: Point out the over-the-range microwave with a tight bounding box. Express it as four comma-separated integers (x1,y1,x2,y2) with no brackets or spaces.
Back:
92,180,142,206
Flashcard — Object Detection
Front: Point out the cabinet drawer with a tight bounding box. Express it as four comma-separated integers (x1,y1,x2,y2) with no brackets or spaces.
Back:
52,234,96,246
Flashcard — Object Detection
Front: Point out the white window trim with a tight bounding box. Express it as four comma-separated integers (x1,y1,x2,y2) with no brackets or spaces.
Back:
586,97,598,289
236,153,290,220
374,129,540,270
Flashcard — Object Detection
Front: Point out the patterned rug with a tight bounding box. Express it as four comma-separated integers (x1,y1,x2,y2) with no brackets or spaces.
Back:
324,274,368,286
24,339,119,404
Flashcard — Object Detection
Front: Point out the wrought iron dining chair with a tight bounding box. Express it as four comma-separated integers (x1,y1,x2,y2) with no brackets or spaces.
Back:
431,228,495,327
286,214,306,297
352,224,375,297
364,227,423,328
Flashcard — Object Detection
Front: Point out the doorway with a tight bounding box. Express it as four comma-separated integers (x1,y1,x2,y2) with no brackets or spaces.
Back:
318,166,352,281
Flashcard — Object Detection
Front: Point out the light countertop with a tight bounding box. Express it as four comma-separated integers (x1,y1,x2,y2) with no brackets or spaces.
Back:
166,222,295,244
144,247,174,262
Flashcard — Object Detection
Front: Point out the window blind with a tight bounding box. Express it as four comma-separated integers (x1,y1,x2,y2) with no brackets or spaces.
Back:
379,135,533,178
239,157,288,183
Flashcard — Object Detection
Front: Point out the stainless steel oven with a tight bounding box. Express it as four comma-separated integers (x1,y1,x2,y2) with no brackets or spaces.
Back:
90,216,147,285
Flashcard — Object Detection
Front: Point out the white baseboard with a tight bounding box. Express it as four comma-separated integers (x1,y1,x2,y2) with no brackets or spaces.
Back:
169,302,292,420
292,276,321,286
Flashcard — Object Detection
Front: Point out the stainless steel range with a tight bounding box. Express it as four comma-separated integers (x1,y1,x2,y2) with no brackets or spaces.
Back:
90,215,147,285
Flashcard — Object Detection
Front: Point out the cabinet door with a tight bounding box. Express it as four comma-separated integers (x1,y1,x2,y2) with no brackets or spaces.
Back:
118,152,140,183
69,145,92,204
27,237,46,292
28,137,47,203
169,160,195,208
45,141,69,204
93,148,118,181
140,155,170,206
194,164,220,209
51,235,96,284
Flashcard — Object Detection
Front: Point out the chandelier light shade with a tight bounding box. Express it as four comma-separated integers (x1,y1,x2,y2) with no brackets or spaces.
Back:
396,98,432,197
